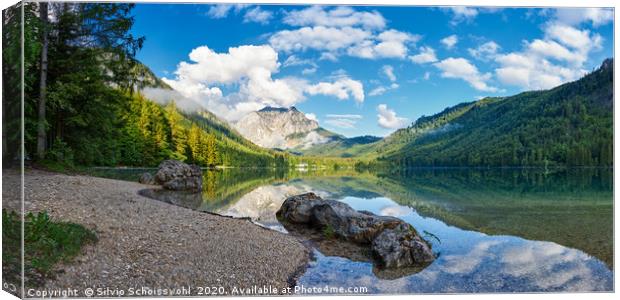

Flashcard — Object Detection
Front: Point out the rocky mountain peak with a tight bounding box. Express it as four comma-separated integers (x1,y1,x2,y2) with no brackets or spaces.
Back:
234,106,324,149
258,106,299,113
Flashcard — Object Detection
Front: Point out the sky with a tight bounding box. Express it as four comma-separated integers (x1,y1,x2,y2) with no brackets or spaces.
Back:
131,4,614,137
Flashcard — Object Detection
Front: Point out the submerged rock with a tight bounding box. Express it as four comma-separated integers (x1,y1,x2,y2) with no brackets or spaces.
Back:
277,192,435,269
138,172,154,185
372,223,435,268
154,160,202,191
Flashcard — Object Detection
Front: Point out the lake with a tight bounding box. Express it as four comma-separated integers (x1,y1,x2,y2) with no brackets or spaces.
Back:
91,167,614,293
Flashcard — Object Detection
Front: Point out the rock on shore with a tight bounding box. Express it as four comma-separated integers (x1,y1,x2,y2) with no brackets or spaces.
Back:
277,193,435,268
154,160,202,191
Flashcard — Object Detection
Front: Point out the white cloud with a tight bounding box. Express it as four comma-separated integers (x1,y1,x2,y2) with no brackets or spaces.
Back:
346,29,419,59
283,6,386,30
441,35,458,49
324,114,363,129
545,24,602,53
553,8,613,27
468,41,500,60
269,26,372,53
377,104,408,129
319,52,338,62
382,65,396,81
495,53,583,90
301,131,330,149
443,7,503,25
423,72,431,80
306,77,365,103
368,83,399,96
163,44,365,121
325,114,362,119
302,67,317,75
325,119,356,129
304,113,318,122
409,46,438,64
282,55,316,68
445,7,478,24
243,7,273,25
206,4,248,19
527,39,583,65
434,57,498,92
494,24,603,90
368,86,387,96
271,6,419,60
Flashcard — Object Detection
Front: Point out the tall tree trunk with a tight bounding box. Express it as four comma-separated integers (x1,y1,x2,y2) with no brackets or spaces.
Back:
36,2,49,159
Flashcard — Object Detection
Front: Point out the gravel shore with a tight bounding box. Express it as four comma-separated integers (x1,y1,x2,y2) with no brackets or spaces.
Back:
2,169,310,296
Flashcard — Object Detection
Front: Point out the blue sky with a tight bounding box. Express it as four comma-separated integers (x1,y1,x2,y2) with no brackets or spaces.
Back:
131,4,614,137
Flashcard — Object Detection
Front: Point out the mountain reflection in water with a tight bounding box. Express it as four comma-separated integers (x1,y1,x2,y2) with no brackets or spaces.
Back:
130,167,613,293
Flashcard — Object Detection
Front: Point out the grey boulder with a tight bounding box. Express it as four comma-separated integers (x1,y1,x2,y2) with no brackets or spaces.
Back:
371,223,436,268
154,160,202,191
277,192,435,268
138,172,154,185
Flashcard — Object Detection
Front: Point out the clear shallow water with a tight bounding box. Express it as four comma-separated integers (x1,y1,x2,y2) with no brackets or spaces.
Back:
94,168,614,293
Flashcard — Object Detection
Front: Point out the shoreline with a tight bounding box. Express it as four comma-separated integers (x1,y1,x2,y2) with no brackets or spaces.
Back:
2,168,310,296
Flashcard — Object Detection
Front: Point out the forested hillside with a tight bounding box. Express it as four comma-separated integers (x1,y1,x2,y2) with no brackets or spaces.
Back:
1,2,286,168
378,59,613,167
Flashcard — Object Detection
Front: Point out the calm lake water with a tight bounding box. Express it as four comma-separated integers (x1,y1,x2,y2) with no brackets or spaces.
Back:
91,167,614,293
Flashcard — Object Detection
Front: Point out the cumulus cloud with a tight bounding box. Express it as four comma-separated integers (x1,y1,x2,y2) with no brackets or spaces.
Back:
494,23,603,90
443,7,503,25
553,8,613,27
269,26,372,53
346,29,419,59
306,77,365,103
409,46,438,64
324,114,362,129
444,7,478,24
377,104,408,129
441,35,458,49
162,44,364,121
243,7,273,24
382,65,396,81
206,4,248,19
271,6,419,60
283,6,386,30
434,57,498,92
468,41,500,61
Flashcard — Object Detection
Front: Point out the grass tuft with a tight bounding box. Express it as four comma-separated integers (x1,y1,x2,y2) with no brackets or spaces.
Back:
2,210,97,286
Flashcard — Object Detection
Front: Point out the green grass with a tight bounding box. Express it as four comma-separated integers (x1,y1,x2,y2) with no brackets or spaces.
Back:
2,210,97,286
322,224,336,239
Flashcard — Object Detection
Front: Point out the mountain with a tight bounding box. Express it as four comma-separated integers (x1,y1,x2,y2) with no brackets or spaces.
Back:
130,59,172,90
375,58,613,167
234,106,335,149
234,106,382,155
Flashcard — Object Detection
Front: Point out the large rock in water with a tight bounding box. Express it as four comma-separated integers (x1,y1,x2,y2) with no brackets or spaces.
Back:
372,223,435,268
154,160,202,191
277,193,435,268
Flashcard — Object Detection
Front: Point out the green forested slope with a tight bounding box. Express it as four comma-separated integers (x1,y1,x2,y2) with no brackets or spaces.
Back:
378,59,613,167
1,2,285,168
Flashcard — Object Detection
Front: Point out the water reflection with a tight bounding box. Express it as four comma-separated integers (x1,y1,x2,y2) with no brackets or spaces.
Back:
128,167,613,292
